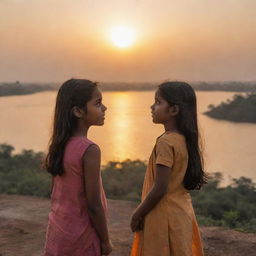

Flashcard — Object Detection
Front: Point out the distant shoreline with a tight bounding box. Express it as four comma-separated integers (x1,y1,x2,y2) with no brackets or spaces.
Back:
1,81,256,97
204,93,256,123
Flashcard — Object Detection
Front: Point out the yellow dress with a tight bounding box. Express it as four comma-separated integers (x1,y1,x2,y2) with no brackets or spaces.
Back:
131,132,204,256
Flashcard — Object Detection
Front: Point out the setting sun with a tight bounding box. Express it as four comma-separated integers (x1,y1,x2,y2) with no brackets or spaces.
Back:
110,26,136,48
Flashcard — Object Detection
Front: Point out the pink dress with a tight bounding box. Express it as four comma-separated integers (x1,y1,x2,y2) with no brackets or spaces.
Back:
44,137,107,256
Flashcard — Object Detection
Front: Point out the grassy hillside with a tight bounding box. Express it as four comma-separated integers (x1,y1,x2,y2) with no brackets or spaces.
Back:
1,143,256,232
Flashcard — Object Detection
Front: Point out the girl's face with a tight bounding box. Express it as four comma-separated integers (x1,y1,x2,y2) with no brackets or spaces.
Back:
151,90,172,124
83,88,107,126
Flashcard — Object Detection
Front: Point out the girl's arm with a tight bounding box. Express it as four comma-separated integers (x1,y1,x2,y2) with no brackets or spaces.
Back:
130,164,171,232
83,144,112,254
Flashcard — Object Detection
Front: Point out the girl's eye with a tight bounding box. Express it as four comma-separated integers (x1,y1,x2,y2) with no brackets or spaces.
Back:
155,100,160,105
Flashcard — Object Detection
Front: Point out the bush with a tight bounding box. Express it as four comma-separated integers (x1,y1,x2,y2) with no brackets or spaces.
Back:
0,144,51,197
101,159,146,201
223,210,239,228
191,172,256,232
1,143,256,232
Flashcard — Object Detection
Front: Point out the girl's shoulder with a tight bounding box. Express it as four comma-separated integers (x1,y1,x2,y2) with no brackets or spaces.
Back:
69,136,95,144
156,132,186,150
157,132,185,142
66,136,97,157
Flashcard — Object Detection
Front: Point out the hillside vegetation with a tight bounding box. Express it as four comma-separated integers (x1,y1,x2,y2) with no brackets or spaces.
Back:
1,143,256,232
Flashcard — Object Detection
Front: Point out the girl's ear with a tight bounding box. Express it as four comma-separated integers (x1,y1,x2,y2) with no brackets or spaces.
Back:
169,105,179,116
72,106,84,118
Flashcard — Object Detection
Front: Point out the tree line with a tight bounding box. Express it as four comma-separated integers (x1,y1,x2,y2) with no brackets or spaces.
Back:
1,81,256,96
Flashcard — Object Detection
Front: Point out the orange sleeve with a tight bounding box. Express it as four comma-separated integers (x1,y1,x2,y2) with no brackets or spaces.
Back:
155,137,174,168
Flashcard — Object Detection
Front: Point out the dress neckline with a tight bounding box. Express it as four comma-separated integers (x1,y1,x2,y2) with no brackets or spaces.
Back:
157,131,183,139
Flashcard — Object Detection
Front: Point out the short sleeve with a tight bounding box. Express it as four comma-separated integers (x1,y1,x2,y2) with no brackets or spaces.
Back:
155,137,174,168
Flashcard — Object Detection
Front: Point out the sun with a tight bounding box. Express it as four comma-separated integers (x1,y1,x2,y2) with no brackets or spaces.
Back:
110,26,136,48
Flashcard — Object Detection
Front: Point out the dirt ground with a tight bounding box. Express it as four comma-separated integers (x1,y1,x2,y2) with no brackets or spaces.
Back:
0,194,256,256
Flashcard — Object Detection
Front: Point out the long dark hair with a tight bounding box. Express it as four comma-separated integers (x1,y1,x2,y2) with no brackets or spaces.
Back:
44,79,97,176
158,81,207,190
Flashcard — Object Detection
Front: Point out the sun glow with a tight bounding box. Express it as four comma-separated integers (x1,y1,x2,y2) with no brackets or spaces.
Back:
110,26,136,48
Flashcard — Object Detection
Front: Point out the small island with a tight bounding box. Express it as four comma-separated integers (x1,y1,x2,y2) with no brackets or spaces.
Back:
204,93,256,123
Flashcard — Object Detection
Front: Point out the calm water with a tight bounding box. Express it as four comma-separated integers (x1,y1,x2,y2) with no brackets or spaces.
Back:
0,91,255,183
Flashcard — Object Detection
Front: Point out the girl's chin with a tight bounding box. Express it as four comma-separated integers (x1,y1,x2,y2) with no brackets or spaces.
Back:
152,118,158,123
96,117,105,125
152,117,162,124
93,120,105,126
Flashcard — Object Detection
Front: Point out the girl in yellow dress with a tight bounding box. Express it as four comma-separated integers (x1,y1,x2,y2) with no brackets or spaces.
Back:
130,81,206,256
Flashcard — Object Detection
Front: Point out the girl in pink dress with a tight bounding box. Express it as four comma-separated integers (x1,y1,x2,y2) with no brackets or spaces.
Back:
43,79,112,256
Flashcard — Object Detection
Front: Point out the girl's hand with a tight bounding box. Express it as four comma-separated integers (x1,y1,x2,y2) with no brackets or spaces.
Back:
101,240,113,255
130,212,144,232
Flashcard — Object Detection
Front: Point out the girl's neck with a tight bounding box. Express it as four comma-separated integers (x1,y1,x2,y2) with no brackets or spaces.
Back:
164,121,179,133
72,122,90,137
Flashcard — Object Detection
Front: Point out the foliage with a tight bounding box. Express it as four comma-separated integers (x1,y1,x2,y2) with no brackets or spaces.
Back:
0,82,58,97
0,143,51,197
1,81,256,97
192,81,256,92
1,143,256,232
204,93,256,123
101,159,146,201
191,172,256,232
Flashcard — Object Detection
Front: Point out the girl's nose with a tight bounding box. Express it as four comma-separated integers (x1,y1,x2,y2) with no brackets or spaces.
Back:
103,104,107,111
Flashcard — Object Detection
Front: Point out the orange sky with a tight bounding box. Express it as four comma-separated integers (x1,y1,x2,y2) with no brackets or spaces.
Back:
0,0,256,82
